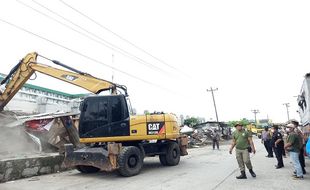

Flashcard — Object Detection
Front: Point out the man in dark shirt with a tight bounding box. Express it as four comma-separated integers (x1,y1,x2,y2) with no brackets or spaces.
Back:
291,120,307,174
211,129,220,150
285,123,303,179
271,125,284,169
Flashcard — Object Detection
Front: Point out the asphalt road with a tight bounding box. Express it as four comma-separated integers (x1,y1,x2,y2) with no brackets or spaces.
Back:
1,138,309,190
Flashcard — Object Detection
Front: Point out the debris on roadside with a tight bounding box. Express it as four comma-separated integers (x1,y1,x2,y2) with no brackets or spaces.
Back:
180,125,211,148
180,122,232,148
0,111,81,159
0,111,38,159
180,125,194,135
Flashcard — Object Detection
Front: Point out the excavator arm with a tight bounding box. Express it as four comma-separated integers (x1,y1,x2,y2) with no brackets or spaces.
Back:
0,52,127,111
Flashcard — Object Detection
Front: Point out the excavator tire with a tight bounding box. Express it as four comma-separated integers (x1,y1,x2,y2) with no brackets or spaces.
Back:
76,165,100,173
118,146,143,177
159,145,168,166
163,142,180,166
159,154,168,166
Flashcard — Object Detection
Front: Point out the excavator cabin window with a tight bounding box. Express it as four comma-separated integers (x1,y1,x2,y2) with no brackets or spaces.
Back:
79,95,130,138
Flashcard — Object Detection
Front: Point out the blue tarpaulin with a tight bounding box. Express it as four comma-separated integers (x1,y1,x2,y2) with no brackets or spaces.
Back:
306,137,310,157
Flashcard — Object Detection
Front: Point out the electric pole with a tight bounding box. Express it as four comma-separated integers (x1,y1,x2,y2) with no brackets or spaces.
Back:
207,87,219,123
283,103,290,121
111,54,115,82
251,109,260,123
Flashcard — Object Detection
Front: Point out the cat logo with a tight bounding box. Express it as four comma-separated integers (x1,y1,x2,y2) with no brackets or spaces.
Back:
147,122,165,135
148,123,160,131
61,74,78,81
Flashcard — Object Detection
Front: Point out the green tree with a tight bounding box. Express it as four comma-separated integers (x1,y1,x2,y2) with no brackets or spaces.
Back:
184,117,200,126
227,118,250,128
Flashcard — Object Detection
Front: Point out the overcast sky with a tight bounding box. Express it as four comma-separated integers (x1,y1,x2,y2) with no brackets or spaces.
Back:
1,0,310,122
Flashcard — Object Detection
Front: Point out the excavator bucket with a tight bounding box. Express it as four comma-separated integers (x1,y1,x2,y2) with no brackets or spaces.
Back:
62,143,122,172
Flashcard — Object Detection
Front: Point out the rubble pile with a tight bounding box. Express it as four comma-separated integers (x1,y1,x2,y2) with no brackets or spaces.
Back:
180,124,232,148
180,125,213,148
0,111,80,182
0,111,38,159
0,111,80,159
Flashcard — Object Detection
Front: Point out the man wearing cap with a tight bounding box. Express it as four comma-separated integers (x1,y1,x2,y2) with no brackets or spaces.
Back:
271,125,284,169
291,120,307,174
229,123,256,179
284,123,303,179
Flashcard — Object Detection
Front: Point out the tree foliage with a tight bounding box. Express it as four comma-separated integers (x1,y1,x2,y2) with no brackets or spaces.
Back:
184,117,201,126
227,118,250,128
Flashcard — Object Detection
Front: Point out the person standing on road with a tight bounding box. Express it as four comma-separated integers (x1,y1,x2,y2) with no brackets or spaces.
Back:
271,125,284,169
211,129,220,150
284,123,303,180
291,120,307,174
262,126,273,158
280,126,287,158
229,123,256,179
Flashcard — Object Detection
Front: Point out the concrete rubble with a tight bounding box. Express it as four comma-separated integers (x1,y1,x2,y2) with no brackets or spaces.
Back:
0,111,79,183
180,125,213,148
180,123,232,148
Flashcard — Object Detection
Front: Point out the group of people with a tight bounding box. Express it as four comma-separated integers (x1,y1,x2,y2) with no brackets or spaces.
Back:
261,120,307,179
229,121,307,180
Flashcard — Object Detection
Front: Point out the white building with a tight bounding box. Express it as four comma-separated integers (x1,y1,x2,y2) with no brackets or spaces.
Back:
0,73,85,114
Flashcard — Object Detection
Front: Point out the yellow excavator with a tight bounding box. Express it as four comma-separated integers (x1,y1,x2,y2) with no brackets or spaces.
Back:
0,52,188,177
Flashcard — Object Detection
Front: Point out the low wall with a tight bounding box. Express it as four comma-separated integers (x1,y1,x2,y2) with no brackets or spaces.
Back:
0,153,66,183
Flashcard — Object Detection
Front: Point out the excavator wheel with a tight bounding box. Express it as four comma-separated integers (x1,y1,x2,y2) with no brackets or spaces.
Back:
76,165,100,173
159,154,168,166
117,146,143,177
159,145,168,166
160,142,180,166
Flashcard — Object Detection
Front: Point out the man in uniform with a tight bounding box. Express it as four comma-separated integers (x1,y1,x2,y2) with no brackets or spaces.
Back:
284,123,303,180
271,125,284,169
229,123,256,179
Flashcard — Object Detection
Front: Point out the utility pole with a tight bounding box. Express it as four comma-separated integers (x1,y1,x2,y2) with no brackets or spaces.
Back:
111,54,114,82
207,87,219,123
251,109,260,123
283,103,290,121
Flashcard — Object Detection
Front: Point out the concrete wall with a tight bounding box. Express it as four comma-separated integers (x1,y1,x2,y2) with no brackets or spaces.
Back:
0,153,66,183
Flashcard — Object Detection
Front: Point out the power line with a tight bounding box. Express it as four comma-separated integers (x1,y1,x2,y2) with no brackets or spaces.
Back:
22,0,169,75
59,0,186,75
15,0,96,43
0,17,172,93
28,0,168,74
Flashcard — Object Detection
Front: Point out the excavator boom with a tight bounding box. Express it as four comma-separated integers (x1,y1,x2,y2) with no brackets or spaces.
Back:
0,52,126,111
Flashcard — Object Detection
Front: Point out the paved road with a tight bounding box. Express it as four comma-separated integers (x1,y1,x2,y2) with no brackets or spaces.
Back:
1,138,309,190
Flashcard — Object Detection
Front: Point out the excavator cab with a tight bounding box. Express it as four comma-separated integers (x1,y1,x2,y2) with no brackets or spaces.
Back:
79,95,130,138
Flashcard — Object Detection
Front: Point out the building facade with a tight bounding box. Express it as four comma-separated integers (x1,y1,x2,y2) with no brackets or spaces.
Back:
0,73,85,114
